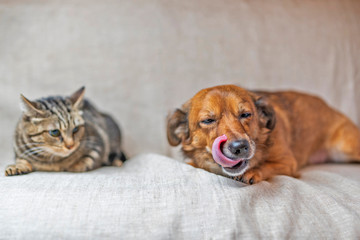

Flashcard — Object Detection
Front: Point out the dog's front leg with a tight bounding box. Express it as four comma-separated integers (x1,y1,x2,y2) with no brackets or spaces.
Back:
236,156,299,185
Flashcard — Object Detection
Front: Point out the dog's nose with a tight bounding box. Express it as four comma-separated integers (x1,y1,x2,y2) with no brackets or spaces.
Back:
228,140,249,157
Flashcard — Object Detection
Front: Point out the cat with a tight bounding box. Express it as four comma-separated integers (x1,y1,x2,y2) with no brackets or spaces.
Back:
5,86,126,176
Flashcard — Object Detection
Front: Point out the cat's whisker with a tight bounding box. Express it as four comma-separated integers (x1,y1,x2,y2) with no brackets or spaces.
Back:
21,148,47,158
19,147,44,158
28,149,46,156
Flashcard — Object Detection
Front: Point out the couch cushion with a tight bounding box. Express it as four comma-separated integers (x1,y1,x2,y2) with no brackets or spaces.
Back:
1,154,359,239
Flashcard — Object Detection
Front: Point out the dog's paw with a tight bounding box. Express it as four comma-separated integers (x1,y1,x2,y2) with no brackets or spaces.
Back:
67,157,95,172
233,169,263,185
5,163,33,176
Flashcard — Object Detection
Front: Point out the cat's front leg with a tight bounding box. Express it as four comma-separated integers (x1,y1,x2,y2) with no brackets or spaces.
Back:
66,151,99,172
5,159,33,176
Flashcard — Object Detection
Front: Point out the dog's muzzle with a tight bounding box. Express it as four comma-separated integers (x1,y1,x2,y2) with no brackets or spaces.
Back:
212,135,253,176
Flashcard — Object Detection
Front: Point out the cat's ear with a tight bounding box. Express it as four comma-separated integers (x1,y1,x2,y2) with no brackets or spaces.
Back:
69,86,85,109
20,94,46,116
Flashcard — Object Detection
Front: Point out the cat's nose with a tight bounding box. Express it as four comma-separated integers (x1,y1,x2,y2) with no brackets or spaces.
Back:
64,139,75,149
66,144,74,150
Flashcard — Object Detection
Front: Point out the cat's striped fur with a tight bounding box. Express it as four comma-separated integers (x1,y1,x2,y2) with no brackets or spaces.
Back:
5,87,126,176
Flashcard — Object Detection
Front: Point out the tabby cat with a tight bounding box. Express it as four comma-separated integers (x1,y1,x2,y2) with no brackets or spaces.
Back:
5,87,126,176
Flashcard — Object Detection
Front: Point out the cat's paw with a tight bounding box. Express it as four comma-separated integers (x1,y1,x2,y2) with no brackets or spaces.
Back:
5,163,33,176
111,158,123,167
108,152,126,167
67,157,95,172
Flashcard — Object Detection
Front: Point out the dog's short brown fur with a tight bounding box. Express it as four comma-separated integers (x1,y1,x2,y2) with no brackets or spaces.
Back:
167,85,360,184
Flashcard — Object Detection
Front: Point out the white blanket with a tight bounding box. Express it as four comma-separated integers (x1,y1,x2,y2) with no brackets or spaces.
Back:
1,154,359,239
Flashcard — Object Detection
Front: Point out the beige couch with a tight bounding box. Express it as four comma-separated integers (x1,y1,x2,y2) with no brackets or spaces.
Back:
0,0,359,239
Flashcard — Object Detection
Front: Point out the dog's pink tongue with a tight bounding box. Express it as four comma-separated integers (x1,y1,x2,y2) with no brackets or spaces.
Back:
212,135,243,168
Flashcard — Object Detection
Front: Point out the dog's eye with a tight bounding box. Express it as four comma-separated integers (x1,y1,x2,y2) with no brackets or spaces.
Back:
201,119,216,125
240,113,252,119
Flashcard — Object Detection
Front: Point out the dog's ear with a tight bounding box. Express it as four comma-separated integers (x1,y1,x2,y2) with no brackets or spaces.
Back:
167,103,190,146
251,93,276,131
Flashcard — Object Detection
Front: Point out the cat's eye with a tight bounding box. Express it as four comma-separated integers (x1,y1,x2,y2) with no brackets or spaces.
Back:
73,126,79,134
200,119,216,125
240,113,252,119
49,129,61,137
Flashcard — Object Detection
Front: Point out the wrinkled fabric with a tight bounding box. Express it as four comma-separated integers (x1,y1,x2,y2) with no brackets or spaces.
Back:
0,154,359,239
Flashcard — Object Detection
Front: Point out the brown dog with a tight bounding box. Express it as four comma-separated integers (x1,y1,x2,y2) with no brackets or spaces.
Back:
167,85,360,184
